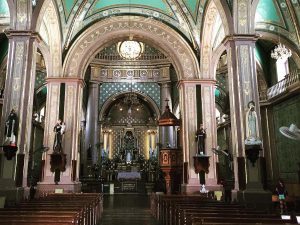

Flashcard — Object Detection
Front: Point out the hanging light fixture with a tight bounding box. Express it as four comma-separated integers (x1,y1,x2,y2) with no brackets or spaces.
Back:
271,33,292,61
271,43,292,60
117,0,144,60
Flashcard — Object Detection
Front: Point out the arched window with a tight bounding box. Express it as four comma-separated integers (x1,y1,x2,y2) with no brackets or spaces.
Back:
276,58,289,82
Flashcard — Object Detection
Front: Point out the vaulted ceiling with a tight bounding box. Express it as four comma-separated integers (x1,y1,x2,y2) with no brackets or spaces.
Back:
255,0,300,48
56,0,208,49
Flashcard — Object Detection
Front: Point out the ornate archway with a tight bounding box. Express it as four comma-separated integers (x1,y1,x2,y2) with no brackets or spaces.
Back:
63,16,199,80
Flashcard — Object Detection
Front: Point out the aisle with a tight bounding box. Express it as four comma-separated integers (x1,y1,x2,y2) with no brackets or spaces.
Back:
100,194,160,225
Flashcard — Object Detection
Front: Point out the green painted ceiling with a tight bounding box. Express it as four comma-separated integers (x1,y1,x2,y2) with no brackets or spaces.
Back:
56,0,209,49
89,0,174,17
61,0,78,19
255,0,281,24
255,0,300,47
182,0,200,21
0,0,9,17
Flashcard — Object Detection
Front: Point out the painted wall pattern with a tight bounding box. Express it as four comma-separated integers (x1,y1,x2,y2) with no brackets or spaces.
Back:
100,82,160,108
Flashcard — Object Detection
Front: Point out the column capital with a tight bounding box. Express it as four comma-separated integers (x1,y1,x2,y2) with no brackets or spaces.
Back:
5,29,42,41
89,80,102,85
222,34,260,46
177,79,216,88
46,77,86,87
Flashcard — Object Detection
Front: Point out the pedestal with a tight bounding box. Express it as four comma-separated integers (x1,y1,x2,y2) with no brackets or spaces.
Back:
2,146,18,160
193,155,210,193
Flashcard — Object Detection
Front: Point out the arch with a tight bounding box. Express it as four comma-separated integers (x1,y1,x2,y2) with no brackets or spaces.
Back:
99,90,161,122
36,39,50,76
31,0,53,31
5,0,15,28
35,0,62,77
200,0,230,80
63,16,199,80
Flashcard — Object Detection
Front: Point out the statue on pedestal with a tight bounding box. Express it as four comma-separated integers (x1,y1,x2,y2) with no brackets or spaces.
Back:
53,119,65,153
245,101,261,145
195,124,206,155
4,109,18,146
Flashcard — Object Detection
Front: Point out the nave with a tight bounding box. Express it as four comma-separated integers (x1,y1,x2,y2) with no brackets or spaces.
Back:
100,194,159,225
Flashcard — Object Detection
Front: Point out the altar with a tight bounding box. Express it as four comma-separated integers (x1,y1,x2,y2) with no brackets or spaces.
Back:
117,171,141,181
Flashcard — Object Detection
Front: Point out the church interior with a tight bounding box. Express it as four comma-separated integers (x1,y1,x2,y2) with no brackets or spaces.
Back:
0,0,300,224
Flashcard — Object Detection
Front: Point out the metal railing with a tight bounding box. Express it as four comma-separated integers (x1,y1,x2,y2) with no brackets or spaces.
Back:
265,69,300,100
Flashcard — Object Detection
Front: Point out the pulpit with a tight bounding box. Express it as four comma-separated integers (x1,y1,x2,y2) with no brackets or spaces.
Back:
159,148,182,194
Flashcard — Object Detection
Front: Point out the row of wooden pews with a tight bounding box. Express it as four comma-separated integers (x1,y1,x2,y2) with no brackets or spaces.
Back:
0,193,103,225
151,193,296,225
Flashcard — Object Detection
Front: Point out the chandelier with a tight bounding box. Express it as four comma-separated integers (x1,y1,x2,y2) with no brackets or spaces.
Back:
271,43,292,61
118,41,144,60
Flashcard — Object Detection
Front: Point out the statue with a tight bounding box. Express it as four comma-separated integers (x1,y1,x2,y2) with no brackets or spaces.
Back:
245,101,261,145
195,124,206,155
53,119,65,153
4,109,18,146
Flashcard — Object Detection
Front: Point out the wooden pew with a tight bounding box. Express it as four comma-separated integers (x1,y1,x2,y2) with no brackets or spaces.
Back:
153,194,291,225
0,193,103,225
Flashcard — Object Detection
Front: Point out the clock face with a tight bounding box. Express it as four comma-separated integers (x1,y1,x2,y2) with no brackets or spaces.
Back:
119,41,142,59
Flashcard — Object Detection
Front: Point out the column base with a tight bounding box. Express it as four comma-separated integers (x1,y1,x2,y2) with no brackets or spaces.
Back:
0,179,24,205
37,181,81,196
237,189,272,209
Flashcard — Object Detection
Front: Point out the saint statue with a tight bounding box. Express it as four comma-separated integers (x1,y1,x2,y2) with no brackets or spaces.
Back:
245,101,261,145
4,109,18,146
195,124,206,155
53,119,65,153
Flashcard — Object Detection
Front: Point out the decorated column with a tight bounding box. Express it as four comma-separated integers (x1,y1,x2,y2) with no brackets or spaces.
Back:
84,81,100,167
200,80,218,187
225,35,267,202
0,29,37,201
62,79,83,190
39,78,61,185
178,81,198,193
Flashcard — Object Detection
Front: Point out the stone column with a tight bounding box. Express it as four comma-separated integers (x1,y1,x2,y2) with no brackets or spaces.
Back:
178,81,198,193
62,79,83,189
159,82,174,147
200,80,218,187
39,78,61,184
84,81,100,168
38,79,83,193
224,35,268,203
0,30,37,202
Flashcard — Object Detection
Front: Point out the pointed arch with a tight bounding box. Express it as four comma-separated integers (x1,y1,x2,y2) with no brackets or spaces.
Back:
200,0,230,79
35,0,62,77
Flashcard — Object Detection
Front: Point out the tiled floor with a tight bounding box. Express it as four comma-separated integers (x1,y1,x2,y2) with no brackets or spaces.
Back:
100,194,160,225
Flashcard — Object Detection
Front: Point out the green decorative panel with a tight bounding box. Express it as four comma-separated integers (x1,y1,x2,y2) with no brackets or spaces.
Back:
0,0,9,17
273,95,300,183
35,70,46,90
100,82,160,108
88,0,175,18
182,0,200,21
255,0,281,23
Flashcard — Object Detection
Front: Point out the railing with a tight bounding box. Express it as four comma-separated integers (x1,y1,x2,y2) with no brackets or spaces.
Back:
266,69,300,100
